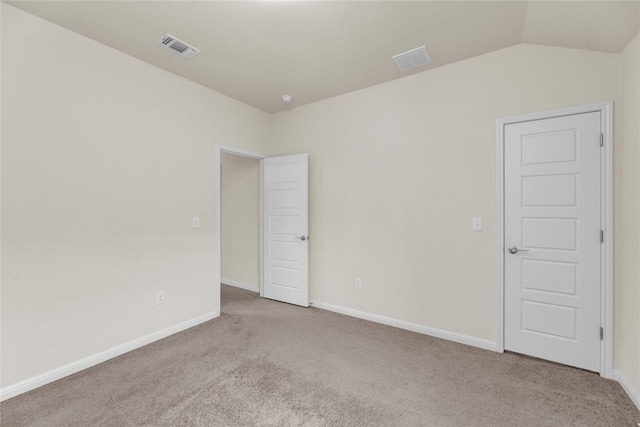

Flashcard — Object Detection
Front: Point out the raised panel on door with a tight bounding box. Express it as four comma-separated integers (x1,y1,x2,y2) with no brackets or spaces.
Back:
504,111,601,372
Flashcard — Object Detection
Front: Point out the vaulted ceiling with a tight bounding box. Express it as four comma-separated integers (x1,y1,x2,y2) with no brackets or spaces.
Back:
6,1,640,113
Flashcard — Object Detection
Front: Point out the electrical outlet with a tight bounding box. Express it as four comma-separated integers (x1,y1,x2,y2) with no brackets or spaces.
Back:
355,277,362,289
156,291,165,305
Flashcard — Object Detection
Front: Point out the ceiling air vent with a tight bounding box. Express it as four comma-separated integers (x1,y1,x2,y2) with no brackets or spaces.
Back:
155,33,200,59
392,46,431,72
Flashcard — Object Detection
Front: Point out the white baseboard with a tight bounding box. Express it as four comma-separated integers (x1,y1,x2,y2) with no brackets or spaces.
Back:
222,278,259,293
310,300,497,352
613,369,640,411
0,311,219,402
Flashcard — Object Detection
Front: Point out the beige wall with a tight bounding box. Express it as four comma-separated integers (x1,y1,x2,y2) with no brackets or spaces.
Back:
3,1,639,399
615,33,640,393
271,43,622,344
221,153,260,288
1,4,270,387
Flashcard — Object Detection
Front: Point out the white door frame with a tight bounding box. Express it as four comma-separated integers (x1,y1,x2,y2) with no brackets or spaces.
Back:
215,145,267,316
495,101,613,378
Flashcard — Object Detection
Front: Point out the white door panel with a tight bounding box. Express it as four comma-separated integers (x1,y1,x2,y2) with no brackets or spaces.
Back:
263,154,309,307
504,112,601,372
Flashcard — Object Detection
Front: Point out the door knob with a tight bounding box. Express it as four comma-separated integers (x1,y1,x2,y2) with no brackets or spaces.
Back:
296,235,308,241
507,246,529,254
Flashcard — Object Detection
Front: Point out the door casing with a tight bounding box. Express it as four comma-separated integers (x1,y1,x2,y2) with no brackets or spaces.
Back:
495,102,613,378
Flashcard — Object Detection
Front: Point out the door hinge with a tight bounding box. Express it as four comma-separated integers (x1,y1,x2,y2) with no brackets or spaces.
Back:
601,230,604,243
600,133,604,147
600,327,604,340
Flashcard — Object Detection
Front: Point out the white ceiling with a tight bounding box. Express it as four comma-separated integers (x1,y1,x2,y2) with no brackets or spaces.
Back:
5,1,639,113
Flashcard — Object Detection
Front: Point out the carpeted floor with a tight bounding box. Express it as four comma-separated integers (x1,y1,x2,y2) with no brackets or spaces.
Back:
2,285,638,426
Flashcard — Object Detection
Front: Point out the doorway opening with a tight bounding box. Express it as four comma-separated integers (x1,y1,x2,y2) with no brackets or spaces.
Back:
215,145,266,316
215,146,311,314
220,151,261,292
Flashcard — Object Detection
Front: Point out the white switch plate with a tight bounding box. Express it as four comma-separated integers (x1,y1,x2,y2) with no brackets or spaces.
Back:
355,277,362,289
472,217,483,231
192,216,200,229
156,291,165,305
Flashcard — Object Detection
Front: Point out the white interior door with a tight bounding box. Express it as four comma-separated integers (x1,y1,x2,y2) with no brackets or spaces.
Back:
504,111,601,372
262,154,309,307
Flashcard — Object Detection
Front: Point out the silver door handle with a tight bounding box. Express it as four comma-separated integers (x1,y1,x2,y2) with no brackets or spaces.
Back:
507,246,529,254
295,235,308,241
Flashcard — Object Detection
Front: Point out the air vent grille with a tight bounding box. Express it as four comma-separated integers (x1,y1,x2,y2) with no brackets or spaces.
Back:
169,41,189,53
155,33,200,59
392,46,431,72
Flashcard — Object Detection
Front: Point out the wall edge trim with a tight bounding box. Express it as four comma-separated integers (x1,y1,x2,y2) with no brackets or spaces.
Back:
613,369,640,411
310,300,497,352
221,278,260,293
0,311,219,402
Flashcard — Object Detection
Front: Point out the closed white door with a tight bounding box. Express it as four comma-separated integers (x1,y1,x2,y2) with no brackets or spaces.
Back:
262,154,309,307
504,111,601,372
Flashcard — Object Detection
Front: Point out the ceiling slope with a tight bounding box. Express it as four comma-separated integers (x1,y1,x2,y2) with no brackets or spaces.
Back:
5,1,639,113
523,1,639,53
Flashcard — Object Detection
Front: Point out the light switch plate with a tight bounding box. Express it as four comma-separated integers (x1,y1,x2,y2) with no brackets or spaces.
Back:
472,217,483,231
192,216,200,229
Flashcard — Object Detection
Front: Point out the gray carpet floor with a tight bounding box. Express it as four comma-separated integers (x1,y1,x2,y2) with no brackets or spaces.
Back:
2,284,638,426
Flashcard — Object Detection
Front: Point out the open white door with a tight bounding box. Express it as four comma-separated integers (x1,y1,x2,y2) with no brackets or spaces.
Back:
504,112,601,372
262,154,309,307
